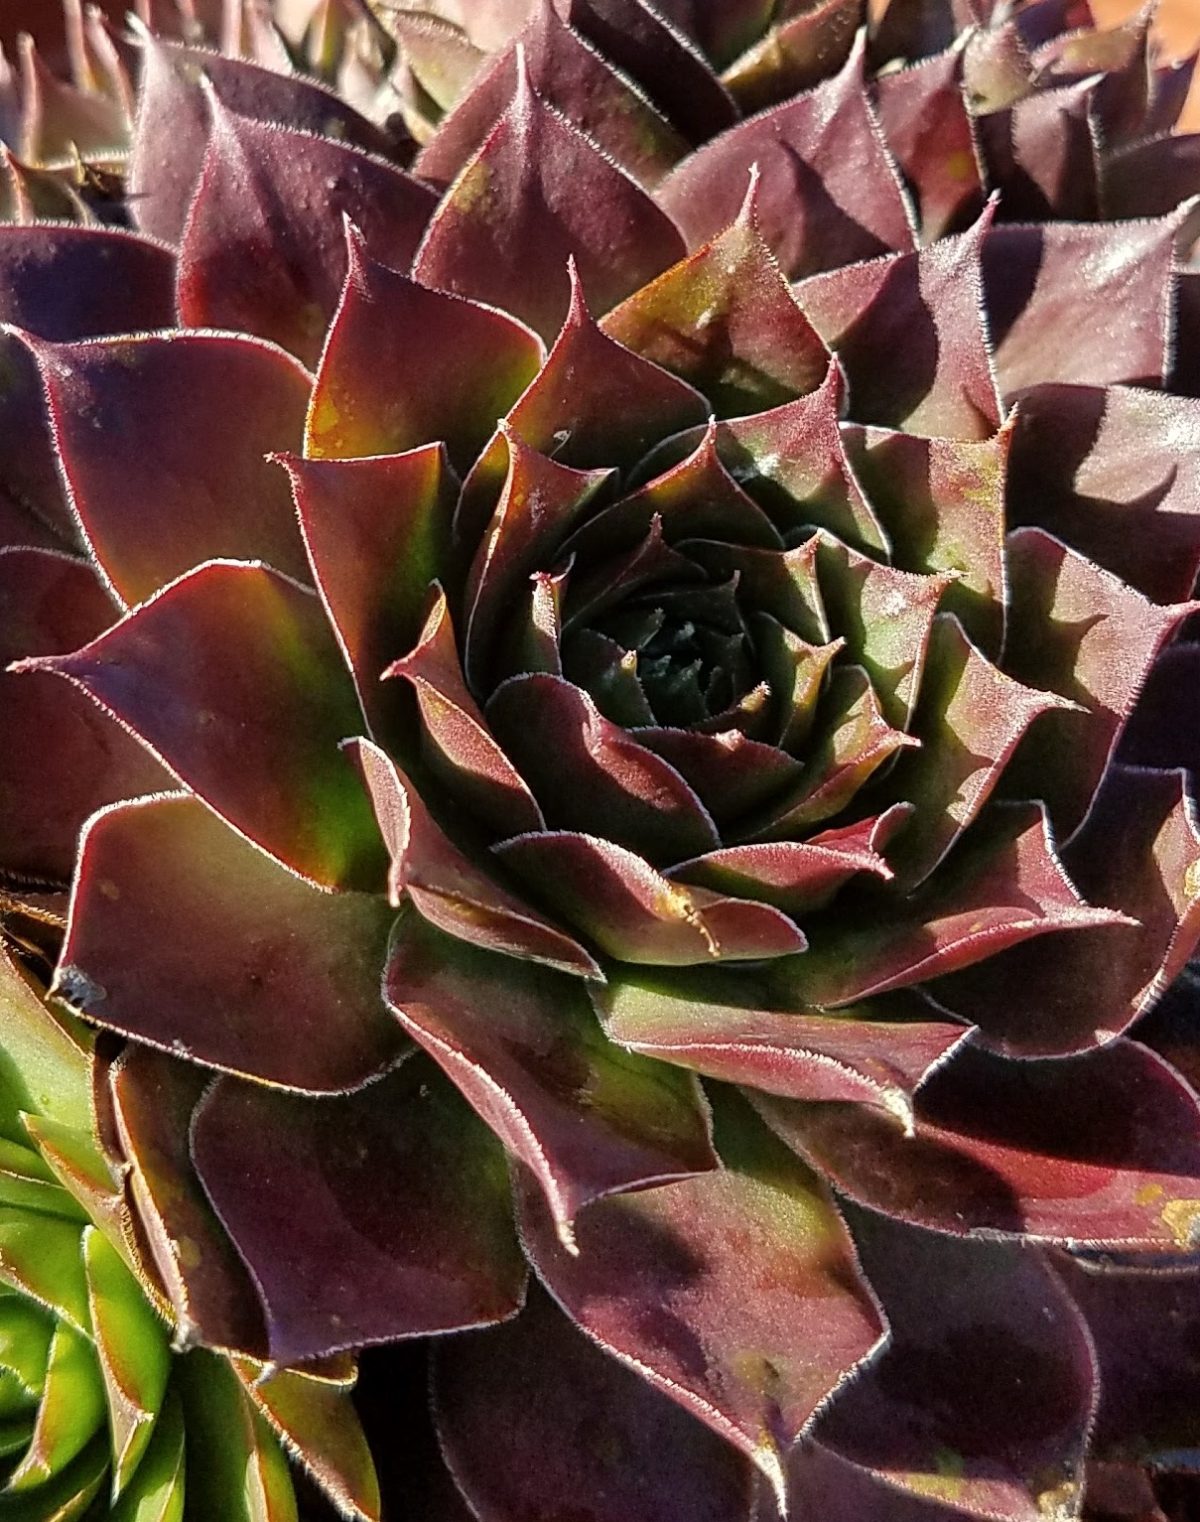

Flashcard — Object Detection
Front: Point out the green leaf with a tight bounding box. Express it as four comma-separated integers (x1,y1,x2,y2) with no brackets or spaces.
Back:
176,1352,298,1522
0,1298,53,1395
108,1387,185,1522
0,1213,90,1334
0,949,91,1143
7,1323,105,1491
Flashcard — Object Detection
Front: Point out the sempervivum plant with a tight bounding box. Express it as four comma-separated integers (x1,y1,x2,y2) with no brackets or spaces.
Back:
0,938,379,1520
5,0,1200,1519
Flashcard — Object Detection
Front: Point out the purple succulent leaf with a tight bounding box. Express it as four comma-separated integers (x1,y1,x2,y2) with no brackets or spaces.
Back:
515,1094,886,1497
842,421,1010,656
760,1035,1200,1247
54,791,405,1090
632,728,804,825
1120,642,1200,775
933,765,1200,1056
975,76,1102,222
720,0,863,115
383,906,718,1236
0,548,166,883
595,974,966,1115
1006,383,1200,606
981,215,1180,399
794,203,1002,441
382,588,547,837
277,446,457,739
109,1046,268,1355
349,737,600,978
487,673,722,863
1000,527,1200,841
873,47,985,242
434,1284,756,1522
788,1443,1002,1522
12,560,384,890
657,33,916,280
600,180,830,415
177,99,439,367
769,800,1132,1007
0,224,175,341
1175,267,1200,398
128,33,396,244
306,229,545,475
868,0,983,65
415,0,690,190
811,1214,1097,1522
23,330,312,607
684,535,829,645
881,613,1077,889
191,1057,528,1364
493,830,809,963
412,58,687,343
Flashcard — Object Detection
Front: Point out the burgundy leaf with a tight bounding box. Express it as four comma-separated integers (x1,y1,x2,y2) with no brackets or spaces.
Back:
277,446,456,736
55,792,404,1091
934,765,1200,1055
976,77,1102,222
772,801,1130,1007
1001,527,1199,839
383,907,717,1239
349,738,599,978
435,1286,755,1522
495,830,808,964
795,205,1001,440
383,588,546,837
27,331,312,607
0,225,175,341
874,47,984,241
0,548,164,883
516,1095,884,1497
761,1036,1200,1247
1120,642,1200,775
596,974,966,1117
178,99,438,367
412,59,686,342
657,34,915,280
634,728,804,826
1102,133,1200,224
14,560,383,890
192,1058,527,1364
813,1214,1097,1522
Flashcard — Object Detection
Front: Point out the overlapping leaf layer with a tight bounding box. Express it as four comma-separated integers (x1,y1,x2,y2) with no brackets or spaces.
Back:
4,0,1200,1518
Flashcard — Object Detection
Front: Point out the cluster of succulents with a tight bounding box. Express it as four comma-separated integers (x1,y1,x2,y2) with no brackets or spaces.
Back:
3,0,1200,1517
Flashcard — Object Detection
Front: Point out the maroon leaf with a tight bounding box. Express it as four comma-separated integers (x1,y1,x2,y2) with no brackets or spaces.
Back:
191,1058,527,1364
772,801,1131,1007
934,765,1200,1055
634,729,804,826
488,674,721,864
0,225,175,341
1120,642,1200,775
596,974,966,1117
1001,527,1199,839
788,1444,1001,1522
761,1036,1200,1247
27,331,312,607
177,98,438,367
383,587,545,837
874,47,984,241
383,907,717,1240
349,738,600,978
0,548,165,883
109,1047,267,1355
14,560,383,890
495,830,809,964
412,59,687,342
982,217,1180,399
657,34,915,280
414,0,689,190
976,77,1102,222
1007,383,1200,605
600,173,830,416
435,1286,755,1522
883,614,1074,888
55,792,404,1091
276,446,456,736
795,204,1001,441
305,230,544,474
813,1215,1097,1522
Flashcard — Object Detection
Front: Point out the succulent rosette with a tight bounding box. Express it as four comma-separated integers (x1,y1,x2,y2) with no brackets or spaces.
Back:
4,0,1200,1518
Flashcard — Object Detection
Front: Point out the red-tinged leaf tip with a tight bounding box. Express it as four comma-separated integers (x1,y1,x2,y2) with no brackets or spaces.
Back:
13,560,383,890
413,57,687,341
56,792,404,1091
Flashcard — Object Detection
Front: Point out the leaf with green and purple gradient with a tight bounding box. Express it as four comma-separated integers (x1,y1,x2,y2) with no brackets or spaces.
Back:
26,332,312,607
192,1057,526,1364
383,907,718,1237
56,792,404,1090
720,0,862,113
14,560,382,889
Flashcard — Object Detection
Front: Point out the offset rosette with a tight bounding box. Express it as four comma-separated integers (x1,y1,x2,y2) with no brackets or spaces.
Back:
3,2,1200,1519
